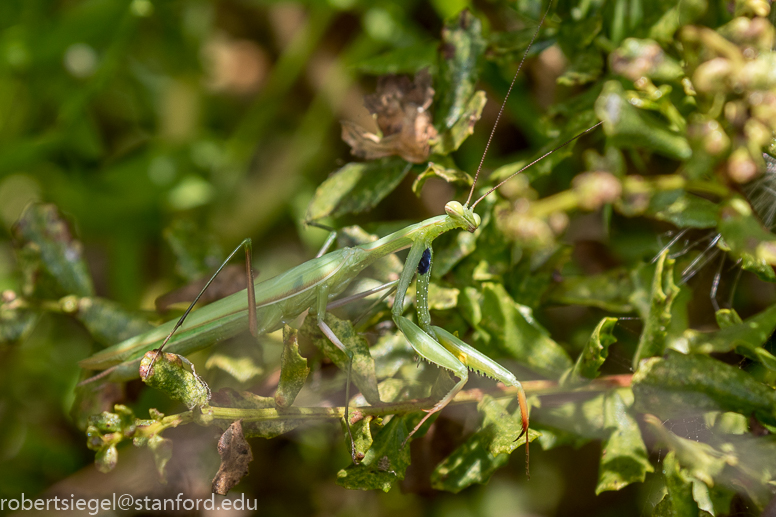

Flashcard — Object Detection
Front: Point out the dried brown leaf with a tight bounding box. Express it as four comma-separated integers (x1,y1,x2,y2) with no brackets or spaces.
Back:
211,420,253,495
342,69,437,164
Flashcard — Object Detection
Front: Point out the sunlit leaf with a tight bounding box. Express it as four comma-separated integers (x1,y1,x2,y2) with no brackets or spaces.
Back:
336,413,422,491
435,10,485,130
430,90,487,155
547,268,635,312
140,351,210,410
633,351,776,426
471,282,572,377
275,326,310,407
686,303,776,371
12,204,94,297
644,190,718,229
596,390,653,494
595,81,691,160
412,162,473,195
304,313,381,405
61,295,153,346
633,251,680,368
305,158,412,222
566,316,618,385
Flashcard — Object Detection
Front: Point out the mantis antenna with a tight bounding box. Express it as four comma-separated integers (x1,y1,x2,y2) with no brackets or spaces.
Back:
465,1,554,208
471,121,604,209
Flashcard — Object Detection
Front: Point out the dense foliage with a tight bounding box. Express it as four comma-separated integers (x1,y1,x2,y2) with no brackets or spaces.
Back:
2,0,776,515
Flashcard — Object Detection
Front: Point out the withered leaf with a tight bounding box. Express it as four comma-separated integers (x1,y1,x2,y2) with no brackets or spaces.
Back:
342,69,437,164
212,420,253,496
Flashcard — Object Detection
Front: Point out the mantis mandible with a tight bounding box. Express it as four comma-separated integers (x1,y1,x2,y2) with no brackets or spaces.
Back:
79,2,601,474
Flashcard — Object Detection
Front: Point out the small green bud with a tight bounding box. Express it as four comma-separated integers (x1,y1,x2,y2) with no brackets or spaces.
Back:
95,445,118,473
692,57,733,93
728,147,760,183
573,171,623,211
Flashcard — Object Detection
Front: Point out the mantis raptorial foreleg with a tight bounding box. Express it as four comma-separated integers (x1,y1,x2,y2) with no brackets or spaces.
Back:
388,237,530,466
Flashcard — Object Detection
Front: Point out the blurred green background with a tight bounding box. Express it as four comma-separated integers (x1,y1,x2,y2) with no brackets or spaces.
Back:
2,0,775,515
0,1,587,515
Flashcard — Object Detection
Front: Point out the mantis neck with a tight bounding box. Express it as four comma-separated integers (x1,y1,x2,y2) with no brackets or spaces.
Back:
355,214,465,261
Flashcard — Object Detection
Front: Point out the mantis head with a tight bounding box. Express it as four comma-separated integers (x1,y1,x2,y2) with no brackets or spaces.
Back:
445,201,481,233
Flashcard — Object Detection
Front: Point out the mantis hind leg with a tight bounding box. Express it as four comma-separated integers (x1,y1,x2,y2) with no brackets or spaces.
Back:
146,238,257,375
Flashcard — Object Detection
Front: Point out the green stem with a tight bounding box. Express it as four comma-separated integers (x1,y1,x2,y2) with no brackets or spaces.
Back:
530,174,729,218
137,374,632,432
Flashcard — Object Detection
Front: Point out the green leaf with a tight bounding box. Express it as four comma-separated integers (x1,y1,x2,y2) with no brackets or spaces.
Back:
60,295,153,346
649,0,708,44
432,222,480,277
369,333,414,380
717,197,776,282
547,267,635,312
336,413,422,491
633,251,680,369
354,43,437,75
346,415,374,461
662,451,701,517
305,158,412,222
470,283,572,378
557,46,604,86
12,203,94,297
685,303,776,371
596,390,654,494
148,435,173,484
507,247,572,310
430,429,508,493
567,317,618,385
430,90,487,155
306,313,381,406
595,81,691,161
477,395,538,456
435,10,485,130
140,351,210,410
210,388,301,439
163,219,225,282
275,326,310,407
205,353,265,384
646,414,732,487
0,301,38,345
532,393,607,446
429,398,539,493
412,162,472,196
426,282,459,310
645,190,718,229
633,351,776,427
610,38,685,82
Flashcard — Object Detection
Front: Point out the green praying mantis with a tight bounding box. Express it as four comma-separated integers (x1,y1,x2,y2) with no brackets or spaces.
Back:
78,2,602,475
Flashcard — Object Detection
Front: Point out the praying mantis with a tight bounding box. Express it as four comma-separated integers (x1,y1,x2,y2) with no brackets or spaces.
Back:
78,2,601,474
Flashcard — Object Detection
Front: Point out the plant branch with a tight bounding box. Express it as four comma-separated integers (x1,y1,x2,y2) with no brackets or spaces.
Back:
133,374,632,436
